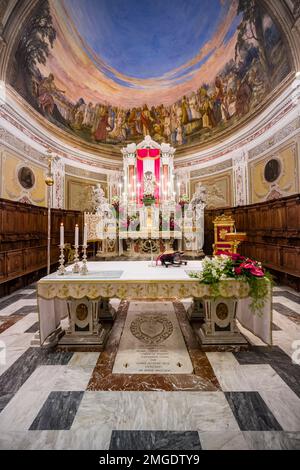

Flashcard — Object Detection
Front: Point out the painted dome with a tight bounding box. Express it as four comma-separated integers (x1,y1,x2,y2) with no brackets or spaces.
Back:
9,0,292,150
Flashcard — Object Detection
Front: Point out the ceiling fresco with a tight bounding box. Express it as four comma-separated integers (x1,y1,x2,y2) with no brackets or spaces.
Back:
9,0,292,149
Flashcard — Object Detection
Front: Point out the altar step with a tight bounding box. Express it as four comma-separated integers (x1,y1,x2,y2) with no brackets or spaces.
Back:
57,322,112,351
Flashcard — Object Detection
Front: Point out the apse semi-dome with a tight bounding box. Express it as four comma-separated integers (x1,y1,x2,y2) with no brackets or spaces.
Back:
8,0,293,151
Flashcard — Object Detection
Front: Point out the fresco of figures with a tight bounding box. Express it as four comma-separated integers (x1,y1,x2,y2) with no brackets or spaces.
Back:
9,0,291,148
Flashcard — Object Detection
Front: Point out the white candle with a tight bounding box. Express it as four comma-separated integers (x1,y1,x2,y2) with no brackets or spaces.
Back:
75,224,79,247
60,223,64,247
83,223,88,247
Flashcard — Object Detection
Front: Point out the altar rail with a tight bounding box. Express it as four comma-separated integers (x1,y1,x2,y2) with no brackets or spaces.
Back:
0,198,82,295
204,193,300,290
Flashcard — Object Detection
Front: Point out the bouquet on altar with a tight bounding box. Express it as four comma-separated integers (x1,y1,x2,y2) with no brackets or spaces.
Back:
111,195,120,212
189,251,272,315
141,192,156,205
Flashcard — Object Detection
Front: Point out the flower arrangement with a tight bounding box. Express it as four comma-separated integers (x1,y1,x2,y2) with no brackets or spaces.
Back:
111,195,120,209
159,214,175,231
127,214,140,231
189,251,272,315
142,193,156,206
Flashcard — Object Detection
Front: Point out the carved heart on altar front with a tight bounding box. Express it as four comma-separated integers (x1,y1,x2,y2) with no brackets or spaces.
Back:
130,315,173,345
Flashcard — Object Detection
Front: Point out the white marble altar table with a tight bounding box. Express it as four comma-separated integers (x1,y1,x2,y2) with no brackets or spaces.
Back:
37,261,272,346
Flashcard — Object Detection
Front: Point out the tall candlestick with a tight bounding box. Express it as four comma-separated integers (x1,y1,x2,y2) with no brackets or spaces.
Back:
57,245,66,275
60,222,64,247
75,224,79,247
80,245,88,275
83,223,88,246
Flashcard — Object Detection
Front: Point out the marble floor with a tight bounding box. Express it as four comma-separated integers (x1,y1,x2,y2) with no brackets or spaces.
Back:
0,284,300,450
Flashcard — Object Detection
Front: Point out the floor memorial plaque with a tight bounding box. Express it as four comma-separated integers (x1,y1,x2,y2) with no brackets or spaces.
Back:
112,301,193,374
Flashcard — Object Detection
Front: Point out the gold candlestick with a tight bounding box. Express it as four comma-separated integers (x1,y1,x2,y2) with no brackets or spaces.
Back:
80,245,88,275
72,245,80,273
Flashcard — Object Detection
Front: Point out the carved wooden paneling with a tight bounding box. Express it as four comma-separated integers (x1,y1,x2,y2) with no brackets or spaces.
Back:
6,250,24,277
282,247,300,273
204,194,300,288
0,253,6,282
0,198,83,290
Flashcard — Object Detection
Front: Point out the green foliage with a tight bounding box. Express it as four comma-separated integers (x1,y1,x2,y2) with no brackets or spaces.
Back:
189,254,273,316
248,271,273,316
18,0,56,73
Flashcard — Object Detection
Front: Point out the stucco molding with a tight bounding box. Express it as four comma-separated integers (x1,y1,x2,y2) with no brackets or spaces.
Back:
248,117,300,159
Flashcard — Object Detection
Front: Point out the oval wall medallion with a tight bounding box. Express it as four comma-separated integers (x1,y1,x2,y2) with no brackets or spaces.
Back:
264,158,281,183
130,315,173,345
18,166,35,189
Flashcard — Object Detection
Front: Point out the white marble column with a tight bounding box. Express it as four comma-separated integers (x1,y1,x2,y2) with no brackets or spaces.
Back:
52,157,65,209
233,151,249,207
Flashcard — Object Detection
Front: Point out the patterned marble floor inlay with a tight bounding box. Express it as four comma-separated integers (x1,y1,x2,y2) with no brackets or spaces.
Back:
88,301,220,391
225,392,283,431
109,430,202,450
29,391,84,430
0,295,24,310
24,292,38,300
0,315,23,334
234,346,300,399
0,347,73,412
273,303,300,325
273,291,300,304
25,322,40,333
272,322,281,331
13,305,38,316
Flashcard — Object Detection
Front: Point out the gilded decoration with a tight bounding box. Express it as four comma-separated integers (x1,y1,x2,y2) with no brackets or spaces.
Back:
219,229,229,240
37,279,250,301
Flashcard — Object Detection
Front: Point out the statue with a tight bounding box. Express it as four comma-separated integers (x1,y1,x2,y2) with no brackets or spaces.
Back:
189,182,207,210
187,182,206,253
92,184,107,213
143,171,155,196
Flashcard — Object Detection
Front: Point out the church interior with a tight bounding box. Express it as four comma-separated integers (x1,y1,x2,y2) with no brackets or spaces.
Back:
0,0,300,452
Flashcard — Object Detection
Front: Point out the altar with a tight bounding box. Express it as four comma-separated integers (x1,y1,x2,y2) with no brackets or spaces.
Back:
84,136,205,257
37,260,272,348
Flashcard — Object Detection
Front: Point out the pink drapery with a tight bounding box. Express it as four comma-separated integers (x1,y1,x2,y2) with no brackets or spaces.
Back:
154,157,160,201
136,158,144,203
136,149,160,203
137,149,160,158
